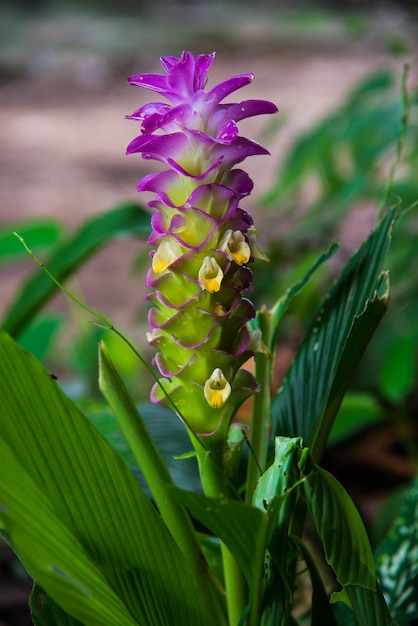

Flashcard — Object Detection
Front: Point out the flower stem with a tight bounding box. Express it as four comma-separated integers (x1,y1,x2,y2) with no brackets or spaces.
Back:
246,311,273,504
191,433,248,626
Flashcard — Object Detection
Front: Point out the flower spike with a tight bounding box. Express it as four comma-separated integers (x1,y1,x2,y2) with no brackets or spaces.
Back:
127,51,277,434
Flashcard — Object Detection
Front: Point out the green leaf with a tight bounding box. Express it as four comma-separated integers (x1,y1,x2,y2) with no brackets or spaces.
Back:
176,488,268,593
198,535,224,586
17,314,63,361
2,202,150,337
261,114,340,206
261,68,405,243
0,438,138,626
77,399,137,469
176,487,273,626
257,479,302,596
0,219,62,264
253,242,339,352
328,392,383,446
272,208,395,461
377,333,417,403
347,70,393,102
302,466,376,591
98,341,222,625
375,478,418,624
334,584,398,626
80,399,202,494
30,584,84,626
292,537,339,626
295,67,410,236
252,438,311,625
252,439,390,624
0,331,208,626
253,437,307,514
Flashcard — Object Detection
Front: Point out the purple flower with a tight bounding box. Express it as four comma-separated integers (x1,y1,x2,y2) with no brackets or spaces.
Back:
127,52,277,436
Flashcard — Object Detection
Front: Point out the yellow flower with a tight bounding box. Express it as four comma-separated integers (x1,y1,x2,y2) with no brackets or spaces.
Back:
152,239,183,274
198,257,223,292
214,303,226,316
204,368,231,408
219,229,251,265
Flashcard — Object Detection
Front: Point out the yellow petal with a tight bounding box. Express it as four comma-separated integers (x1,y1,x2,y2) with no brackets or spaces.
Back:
204,368,231,408
152,239,182,274
218,229,233,251
198,256,223,293
214,303,226,316
229,231,251,265
219,229,251,265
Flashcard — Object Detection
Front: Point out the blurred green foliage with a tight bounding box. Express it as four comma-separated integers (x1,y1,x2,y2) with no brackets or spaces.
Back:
1,203,150,397
257,67,418,452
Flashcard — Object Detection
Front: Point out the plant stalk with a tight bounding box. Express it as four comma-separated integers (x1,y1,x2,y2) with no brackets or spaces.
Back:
246,309,273,504
99,343,226,625
191,433,248,626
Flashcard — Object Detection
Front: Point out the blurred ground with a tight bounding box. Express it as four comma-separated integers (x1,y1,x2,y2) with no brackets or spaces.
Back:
0,3,417,624
1,3,417,334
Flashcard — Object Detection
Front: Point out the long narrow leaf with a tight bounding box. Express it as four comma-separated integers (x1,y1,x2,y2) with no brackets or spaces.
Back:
0,219,62,263
0,331,208,626
291,537,339,626
304,465,396,624
311,271,390,458
336,584,398,626
176,489,268,593
2,202,150,337
252,242,339,352
252,438,386,624
302,467,376,591
98,341,225,626
177,487,270,626
1,441,136,626
272,208,395,460
30,584,84,626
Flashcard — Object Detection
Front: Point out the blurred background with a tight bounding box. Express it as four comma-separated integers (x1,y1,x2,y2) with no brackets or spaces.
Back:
1,0,417,331
0,1,417,624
